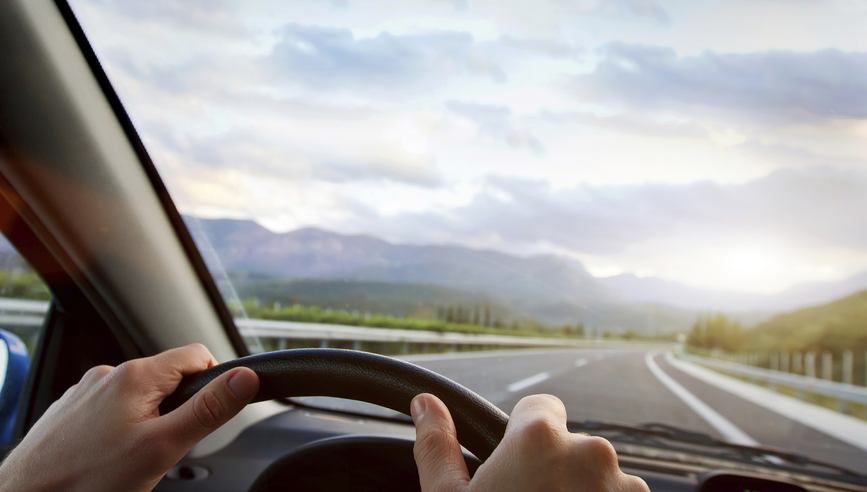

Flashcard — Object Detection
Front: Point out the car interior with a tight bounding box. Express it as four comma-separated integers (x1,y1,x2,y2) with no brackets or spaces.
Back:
1,0,866,491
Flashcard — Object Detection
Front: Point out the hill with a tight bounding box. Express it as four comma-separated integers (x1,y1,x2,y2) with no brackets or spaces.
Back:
743,289,867,355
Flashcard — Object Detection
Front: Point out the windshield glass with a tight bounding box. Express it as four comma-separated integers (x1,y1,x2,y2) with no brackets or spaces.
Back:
69,0,867,473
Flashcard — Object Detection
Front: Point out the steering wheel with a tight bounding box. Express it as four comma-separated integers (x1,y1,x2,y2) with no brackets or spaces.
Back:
160,348,510,462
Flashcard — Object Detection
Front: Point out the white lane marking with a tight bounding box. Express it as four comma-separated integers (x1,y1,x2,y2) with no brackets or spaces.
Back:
666,352,867,453
645,351,758,446
575,358,589,367
507,372,551,393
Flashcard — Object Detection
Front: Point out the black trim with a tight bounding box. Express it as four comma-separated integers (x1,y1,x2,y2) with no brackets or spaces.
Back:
52,0,250,357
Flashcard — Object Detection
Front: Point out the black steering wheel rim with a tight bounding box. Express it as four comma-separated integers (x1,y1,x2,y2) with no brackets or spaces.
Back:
160,348,509,461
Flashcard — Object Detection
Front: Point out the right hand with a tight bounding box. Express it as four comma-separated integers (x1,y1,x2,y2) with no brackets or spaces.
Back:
411,393,650,492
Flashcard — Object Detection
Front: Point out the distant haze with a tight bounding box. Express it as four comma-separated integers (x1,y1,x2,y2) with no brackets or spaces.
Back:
186,216,867,331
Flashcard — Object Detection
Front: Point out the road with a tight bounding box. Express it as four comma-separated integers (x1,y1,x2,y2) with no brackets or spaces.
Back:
404,347,867,474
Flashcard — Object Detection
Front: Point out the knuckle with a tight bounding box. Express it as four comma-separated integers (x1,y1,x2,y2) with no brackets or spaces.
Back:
81,365,113,383
626,475,651,492
192,390,226,429
113,360,143,382
519,416,563,447
578,436,620,470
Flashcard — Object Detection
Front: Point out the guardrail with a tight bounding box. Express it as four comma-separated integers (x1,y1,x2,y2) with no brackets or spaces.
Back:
677,351,867,413
0,297,637,353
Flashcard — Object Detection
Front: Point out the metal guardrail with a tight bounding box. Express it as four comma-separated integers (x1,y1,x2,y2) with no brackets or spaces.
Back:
0,297,633,350
236,318,619,348
677,352,867,409
0,298,50,314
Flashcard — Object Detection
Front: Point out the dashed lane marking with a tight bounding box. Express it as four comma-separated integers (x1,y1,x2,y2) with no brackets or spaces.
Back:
507,372,551,393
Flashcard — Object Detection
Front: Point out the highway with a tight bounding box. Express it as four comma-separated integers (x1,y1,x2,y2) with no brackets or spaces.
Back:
404,347,867,474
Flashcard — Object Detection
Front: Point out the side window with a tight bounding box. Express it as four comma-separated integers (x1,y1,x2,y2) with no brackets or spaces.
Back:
0,235,49,444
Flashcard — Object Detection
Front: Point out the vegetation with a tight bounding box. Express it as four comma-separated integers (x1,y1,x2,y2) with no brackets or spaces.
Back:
239,300,590,339
685,313,743,352
0,270,50,300
685,290,867,385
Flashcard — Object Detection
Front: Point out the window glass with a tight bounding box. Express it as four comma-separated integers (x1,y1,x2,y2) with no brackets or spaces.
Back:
0,235,50,443
68,0,867,473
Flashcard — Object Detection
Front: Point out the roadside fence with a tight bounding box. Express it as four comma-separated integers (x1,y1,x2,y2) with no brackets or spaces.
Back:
678,351,867,414
0,297,647,355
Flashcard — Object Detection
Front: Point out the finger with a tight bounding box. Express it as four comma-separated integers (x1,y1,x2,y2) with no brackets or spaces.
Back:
153,367,259,450
142,344,219,397
506,394,568,435
411,394,471,492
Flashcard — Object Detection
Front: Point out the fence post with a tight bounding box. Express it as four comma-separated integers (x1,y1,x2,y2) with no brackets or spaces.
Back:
320,339,329,349
844,350,853,385
793,352,802,374
278,338,287,351
806,352,815,378
822,352,832,380
770,353,779,371
781,352,789,373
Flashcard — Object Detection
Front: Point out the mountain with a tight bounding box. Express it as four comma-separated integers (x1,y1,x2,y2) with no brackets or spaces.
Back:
184,216,617,306
181,216,867,331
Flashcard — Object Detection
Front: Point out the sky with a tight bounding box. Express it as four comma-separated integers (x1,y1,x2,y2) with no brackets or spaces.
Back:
69,0,867,294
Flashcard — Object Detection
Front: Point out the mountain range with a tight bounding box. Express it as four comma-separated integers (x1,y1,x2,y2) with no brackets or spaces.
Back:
182,216,867,332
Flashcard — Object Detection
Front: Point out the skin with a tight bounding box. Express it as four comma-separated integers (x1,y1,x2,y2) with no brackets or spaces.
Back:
0,345,649,492
411,393,651,492
0,344,260,492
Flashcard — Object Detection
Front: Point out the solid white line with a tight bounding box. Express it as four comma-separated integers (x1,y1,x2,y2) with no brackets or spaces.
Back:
666,352,867,453
645,351,758,446
507,372,551,393
575,358,589,367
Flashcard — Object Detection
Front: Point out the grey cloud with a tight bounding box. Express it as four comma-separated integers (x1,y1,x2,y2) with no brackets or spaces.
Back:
575,43,867,122
606,0,671,24
360,167,867,254
268,24,507,90
445,101,545,154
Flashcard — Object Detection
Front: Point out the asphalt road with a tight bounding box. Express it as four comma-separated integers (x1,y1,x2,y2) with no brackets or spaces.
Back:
405,347,867,474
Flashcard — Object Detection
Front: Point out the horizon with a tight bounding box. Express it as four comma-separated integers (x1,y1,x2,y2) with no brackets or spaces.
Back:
186,213,867,298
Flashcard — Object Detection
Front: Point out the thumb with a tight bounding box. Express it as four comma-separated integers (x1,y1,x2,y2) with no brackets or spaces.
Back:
159,367,259,449
411,394,471,492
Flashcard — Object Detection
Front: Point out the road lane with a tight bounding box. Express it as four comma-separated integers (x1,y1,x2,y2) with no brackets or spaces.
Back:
654,352,867,473
409,347,867,474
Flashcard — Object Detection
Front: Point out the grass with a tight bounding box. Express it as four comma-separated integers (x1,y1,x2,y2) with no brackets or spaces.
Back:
241,302,589,340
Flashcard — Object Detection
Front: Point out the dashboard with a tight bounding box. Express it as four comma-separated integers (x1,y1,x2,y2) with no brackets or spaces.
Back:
154,405,847,492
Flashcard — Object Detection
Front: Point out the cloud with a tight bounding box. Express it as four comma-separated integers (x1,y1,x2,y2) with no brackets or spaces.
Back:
574,43,867,122
354,167,867,255
445,101,545,153
497,36,582,59
82,0,246,32
268,24,507,90
145,126,444,188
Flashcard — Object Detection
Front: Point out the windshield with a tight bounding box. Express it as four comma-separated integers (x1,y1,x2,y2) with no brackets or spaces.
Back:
69,0,867,474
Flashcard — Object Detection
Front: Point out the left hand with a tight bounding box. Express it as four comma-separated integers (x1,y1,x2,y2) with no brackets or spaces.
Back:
0,343,259,492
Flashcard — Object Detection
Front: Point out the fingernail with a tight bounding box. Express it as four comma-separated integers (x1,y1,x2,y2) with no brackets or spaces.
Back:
411,395,426,425
228,369,258,401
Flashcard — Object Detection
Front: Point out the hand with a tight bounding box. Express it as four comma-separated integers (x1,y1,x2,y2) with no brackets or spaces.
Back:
0,344,259,492
411,393,650,492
